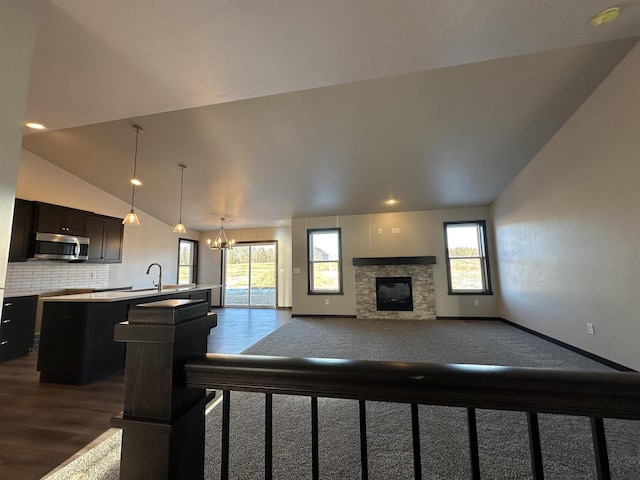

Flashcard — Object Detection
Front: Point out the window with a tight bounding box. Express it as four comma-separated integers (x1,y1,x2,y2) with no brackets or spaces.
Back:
444,220,492,294
307,228,343,294
178,239,198,285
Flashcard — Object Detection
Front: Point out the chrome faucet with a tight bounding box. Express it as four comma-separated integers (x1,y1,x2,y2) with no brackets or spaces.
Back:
146,263,162,292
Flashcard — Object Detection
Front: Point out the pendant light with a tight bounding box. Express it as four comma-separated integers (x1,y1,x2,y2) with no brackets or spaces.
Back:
207,217,236,250
122,125,143,226
173,164,187,234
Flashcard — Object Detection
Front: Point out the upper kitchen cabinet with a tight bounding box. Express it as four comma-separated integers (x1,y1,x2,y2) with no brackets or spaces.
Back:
36,203,87,236
9,199,35,262
86,215,124,263
8,199,125,263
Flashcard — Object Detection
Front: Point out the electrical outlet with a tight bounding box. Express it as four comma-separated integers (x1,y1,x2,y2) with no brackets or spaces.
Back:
378,228,382,234
587,323,595,335
325,299,330,305
474,299,479,306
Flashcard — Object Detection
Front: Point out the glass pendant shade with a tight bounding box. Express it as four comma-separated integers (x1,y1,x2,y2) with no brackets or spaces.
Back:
173,222,187,234
123,209,140,226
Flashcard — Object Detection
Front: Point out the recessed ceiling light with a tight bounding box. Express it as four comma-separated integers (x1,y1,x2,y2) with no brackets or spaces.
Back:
590,6,621,26
25,122,46,130
130,178,142,186
385,198,397,205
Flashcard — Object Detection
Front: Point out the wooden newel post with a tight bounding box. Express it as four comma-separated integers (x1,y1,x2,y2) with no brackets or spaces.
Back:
111,299,217,480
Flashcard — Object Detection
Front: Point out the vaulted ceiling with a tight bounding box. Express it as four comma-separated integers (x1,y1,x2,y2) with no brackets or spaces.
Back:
21,1,640,230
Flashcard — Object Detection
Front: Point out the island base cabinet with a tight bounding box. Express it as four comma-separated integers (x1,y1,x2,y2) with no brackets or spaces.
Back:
38,302,127,385
37,288,212,385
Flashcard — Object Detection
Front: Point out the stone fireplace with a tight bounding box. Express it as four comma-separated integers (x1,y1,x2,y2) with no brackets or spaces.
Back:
353,256,436,320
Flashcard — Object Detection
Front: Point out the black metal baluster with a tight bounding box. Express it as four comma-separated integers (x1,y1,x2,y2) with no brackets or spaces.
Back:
527,412,544,480
467,408,481,480
265,393,273,480
221,390,231,480
311,396,319,480
411,403,422,480
359,400,369,480
591,417,611,480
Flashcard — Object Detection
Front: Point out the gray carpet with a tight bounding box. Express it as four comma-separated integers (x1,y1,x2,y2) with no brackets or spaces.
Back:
46,318,640,479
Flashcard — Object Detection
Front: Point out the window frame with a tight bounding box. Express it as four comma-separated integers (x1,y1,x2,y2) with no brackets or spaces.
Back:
177,238,198,285
443,220,493,295
307,227,344,295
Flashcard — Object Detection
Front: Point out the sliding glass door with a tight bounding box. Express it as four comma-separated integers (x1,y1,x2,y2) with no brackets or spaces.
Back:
224,242,277,307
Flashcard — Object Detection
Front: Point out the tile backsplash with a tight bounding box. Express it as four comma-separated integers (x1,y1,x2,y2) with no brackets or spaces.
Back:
5,261,110,295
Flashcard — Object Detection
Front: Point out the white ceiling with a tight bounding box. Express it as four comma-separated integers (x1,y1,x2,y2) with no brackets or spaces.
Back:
21,0,640,230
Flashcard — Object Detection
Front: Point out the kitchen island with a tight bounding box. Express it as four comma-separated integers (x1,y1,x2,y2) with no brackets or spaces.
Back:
38,285,217,385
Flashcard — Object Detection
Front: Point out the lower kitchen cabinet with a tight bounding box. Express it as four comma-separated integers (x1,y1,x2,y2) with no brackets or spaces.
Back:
0,295,38,362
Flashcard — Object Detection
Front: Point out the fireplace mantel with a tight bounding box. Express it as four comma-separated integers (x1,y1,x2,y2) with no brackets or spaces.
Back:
352,256,436,266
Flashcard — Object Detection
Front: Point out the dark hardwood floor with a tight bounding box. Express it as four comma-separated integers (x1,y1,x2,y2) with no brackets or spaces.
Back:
208,307,291,353
0,307,290,480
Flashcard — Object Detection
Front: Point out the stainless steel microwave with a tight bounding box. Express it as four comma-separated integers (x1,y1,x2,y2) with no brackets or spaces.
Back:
34,232,90,261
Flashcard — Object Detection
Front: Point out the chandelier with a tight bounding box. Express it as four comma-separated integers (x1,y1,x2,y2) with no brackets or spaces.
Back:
207,217,236,250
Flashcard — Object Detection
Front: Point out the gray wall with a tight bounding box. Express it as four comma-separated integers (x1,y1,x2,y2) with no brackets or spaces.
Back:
0,2,35,308
492,43,640,370
292,209,499,317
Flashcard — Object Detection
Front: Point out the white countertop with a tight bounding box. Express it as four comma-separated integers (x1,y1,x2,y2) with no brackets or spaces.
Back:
4,286,134,299
4,291,41,298
41,285,220,303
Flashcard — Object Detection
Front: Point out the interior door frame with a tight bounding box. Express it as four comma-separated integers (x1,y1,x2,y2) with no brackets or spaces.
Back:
222,240,278,308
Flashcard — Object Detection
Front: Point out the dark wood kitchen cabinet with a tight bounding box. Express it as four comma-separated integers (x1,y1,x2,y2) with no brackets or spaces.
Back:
86,215,124,263
8,199,35,262
9,199,125,263
38,288,212,384
36,203,87,236
0,295,37,362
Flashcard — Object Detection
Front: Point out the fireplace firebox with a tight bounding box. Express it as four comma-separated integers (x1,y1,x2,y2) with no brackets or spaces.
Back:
376,277,413,311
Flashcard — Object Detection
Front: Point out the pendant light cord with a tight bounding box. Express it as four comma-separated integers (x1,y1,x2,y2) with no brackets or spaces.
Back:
179,165,185,222
130,126,142,209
